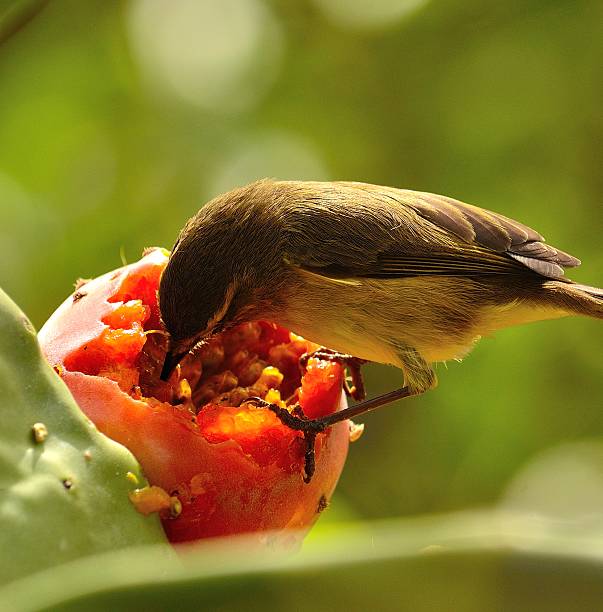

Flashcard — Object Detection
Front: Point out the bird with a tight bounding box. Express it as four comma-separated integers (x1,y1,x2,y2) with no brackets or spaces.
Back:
158,179,602,439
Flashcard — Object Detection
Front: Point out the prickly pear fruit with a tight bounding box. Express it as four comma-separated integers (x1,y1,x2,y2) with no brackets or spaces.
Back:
38,249,351,544
0,287,167,586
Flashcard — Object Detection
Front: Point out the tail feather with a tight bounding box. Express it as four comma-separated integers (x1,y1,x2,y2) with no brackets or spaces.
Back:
544,281,603,320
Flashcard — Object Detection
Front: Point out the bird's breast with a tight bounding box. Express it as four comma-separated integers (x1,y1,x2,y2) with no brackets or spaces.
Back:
262,269,397,364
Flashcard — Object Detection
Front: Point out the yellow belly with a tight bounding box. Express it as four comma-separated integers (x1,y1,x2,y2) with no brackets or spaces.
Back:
478,300,569,331
274,273,570,367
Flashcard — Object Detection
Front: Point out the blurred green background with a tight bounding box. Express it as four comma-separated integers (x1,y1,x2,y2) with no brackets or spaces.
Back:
1,0,602,533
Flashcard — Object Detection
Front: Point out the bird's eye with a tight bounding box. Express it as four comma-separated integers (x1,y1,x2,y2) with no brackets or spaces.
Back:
210,322,225,337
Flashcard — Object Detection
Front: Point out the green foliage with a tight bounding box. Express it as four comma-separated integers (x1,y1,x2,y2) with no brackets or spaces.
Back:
3,512,603,611
0,287,167,585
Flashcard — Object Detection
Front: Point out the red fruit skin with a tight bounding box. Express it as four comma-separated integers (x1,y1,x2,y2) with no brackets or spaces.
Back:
39,249,349,543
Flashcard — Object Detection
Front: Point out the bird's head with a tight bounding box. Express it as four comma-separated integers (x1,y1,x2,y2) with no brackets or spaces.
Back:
158,183,285,379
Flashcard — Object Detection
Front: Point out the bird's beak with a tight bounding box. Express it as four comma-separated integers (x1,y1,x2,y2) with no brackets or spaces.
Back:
160,347,189,381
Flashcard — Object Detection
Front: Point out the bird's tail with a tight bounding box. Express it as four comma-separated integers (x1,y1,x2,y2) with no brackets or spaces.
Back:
543,280,603,320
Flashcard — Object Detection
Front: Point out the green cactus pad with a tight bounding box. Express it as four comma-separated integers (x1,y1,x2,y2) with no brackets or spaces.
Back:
0,288,167,585
3,511,603,612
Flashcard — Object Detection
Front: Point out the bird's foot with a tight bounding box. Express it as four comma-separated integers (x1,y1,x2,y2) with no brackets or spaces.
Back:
243,397,327,483
247,352,370,482
299,348,368,401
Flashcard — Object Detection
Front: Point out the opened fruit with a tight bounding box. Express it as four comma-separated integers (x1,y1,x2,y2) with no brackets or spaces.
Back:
38,248,351,543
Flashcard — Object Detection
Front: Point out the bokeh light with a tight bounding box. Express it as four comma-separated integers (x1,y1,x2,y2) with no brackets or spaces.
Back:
128,0,284,112
311,0,429,31
208,131,330,196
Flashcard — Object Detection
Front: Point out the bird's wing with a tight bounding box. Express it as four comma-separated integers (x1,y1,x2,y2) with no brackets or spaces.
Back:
280,182,581,281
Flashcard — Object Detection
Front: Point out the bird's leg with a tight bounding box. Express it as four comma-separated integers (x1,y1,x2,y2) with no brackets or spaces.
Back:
245,346,436,483
245,388,414,482
299,348,368,401
243,398,325,482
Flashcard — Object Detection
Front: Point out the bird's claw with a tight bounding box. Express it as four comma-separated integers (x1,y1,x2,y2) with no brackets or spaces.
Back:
245,350,369,482
243,396,327,483
300,348,368,401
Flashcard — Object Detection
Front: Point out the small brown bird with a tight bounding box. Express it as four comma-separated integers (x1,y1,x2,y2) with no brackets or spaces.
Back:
159,179,602,437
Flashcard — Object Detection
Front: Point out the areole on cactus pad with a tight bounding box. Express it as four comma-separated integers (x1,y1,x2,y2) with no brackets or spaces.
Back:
39,248,356,544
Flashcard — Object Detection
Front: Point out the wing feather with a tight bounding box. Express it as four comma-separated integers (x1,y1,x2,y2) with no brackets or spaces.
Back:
278,181,581,282
404,190,580,277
